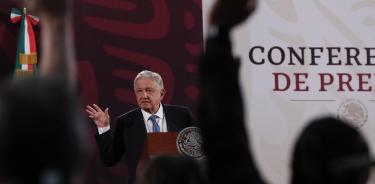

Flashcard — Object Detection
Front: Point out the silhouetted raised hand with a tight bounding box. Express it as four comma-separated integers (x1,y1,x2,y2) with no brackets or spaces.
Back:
210,0,256,29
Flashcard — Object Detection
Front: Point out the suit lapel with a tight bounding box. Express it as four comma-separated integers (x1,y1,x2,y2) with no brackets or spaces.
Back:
130,109,147,158
133,108,146,140
164,105,179,132
124,109,147,183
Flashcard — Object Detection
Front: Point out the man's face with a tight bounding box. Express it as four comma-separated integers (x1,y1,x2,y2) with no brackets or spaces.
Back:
134,77,165,114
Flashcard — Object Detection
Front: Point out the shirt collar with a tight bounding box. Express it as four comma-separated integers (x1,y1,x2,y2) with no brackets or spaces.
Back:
141,103,164,120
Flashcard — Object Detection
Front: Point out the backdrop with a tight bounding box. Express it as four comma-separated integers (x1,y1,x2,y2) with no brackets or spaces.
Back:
0,0,202,183
202,0,375,183
2,0,375,183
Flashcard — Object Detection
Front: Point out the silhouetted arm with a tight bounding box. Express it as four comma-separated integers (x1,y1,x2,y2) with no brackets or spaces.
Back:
198,0,266,183
27,0,76,90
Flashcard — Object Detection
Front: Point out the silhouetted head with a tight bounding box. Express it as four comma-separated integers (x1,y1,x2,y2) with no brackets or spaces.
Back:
0,78,86,183
137,155,206,184
291,116,371,184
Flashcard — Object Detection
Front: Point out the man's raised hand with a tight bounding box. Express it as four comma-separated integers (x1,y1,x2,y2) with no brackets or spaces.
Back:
86,104,110,128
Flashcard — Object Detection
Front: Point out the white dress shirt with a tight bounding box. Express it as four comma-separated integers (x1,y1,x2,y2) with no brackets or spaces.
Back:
141,104,167,133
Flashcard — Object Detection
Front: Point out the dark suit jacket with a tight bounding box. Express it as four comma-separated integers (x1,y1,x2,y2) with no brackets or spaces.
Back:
96,104,193,184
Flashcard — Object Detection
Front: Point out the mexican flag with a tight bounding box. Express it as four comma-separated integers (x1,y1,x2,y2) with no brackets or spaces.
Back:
10,8,39,78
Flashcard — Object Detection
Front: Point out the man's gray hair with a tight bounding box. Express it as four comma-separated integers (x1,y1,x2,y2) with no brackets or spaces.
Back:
134,70,164,89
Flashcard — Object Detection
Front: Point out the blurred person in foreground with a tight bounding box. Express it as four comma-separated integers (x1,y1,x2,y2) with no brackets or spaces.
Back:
0,0,87,183
291,117,371,184
0,78,86,184
198,0,264,183
136,155,206,184
198,0,372,184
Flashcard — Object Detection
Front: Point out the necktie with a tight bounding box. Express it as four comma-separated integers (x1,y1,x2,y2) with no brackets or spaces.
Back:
149,115,160,132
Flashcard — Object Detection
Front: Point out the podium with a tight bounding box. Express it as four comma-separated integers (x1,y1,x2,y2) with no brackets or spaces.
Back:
142,132,179,157
145,132,179,156
137,132,179,174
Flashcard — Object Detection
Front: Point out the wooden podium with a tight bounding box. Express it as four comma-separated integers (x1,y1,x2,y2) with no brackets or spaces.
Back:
137,132,180,173
142,132,179,157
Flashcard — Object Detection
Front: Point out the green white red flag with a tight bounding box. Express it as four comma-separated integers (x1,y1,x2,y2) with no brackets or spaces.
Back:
10,8,39,78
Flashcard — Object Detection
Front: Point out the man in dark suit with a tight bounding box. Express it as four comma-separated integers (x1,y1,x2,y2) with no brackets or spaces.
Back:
86,70,193,184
